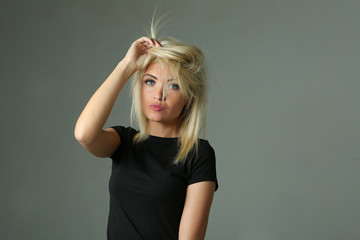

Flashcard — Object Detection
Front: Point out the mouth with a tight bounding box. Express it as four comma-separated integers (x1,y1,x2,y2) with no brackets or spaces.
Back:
149,104,165,111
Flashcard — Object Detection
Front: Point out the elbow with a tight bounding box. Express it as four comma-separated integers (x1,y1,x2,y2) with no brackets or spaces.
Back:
74,125,92,144
74,128,86,143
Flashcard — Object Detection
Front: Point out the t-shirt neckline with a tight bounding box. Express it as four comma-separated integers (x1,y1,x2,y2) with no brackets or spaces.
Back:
148,134,179,143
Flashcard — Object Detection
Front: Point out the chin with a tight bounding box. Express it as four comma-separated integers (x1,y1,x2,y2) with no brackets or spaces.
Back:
146,116,165,123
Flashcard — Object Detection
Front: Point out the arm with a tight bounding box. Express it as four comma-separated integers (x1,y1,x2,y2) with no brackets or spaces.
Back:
179,181,216,240
74,37,161,158
74,60,131,158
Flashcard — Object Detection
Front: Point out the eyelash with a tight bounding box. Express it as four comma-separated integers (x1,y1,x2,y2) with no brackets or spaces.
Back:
168,83,180,90
143,80,180,90
144,79,155,85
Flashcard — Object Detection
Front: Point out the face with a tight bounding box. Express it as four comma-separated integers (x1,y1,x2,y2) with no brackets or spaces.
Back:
140,62,186,130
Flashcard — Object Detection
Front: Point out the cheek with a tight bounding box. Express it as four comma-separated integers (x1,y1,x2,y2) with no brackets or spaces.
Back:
171,95,186,112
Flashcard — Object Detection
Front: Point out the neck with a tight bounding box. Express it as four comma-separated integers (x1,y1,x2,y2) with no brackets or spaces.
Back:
148,122,180,138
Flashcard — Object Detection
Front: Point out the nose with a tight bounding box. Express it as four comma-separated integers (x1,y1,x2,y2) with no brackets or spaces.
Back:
153,84,166,101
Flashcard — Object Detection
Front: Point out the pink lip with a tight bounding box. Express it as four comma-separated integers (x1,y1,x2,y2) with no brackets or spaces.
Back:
149,104,165,111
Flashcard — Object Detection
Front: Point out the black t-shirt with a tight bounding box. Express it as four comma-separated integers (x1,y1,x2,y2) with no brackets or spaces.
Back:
107,126,218,240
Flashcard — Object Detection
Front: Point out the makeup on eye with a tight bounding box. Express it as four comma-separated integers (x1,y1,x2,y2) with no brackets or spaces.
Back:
142,76,180,90
168,83,180,90
144,79,155,86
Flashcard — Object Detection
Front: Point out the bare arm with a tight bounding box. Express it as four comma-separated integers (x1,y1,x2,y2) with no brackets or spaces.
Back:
179,181,216,240
74,37,161,158
74,59,132,157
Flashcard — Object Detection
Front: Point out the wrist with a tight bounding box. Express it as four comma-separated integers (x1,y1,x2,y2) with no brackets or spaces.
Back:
118,59,137,78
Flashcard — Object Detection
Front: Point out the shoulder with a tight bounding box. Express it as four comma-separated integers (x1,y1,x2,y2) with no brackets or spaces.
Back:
108,126,138,160
186,139,218,191
110,126,138,140
197,139,215,157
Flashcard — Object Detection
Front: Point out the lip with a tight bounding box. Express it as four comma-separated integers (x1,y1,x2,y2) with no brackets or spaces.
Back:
149,104,165,111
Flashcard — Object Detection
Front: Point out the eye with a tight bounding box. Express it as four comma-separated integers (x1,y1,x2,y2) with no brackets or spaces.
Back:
144,79,155,86
168,83,180,90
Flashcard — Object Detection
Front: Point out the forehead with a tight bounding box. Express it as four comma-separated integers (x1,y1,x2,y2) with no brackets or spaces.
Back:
143,62,174,80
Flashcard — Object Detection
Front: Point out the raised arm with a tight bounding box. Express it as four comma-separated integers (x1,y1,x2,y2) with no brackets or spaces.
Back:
74,37,161,158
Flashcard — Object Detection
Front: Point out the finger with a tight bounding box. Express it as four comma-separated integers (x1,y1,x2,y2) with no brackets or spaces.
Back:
150,38,161,47
136,37,160,48
155,41,162,47
136,37,153,45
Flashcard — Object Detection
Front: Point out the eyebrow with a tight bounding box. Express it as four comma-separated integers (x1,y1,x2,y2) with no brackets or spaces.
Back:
143,74,175,82
143,74,157,80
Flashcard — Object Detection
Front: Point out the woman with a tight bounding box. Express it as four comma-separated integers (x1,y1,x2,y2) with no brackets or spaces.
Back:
74,19,218,240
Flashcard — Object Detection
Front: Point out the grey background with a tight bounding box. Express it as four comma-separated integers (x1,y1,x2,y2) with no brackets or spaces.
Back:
1,0,359,239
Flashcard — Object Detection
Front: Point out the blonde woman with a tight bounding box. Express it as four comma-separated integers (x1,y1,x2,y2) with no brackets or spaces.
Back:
74,20,218,240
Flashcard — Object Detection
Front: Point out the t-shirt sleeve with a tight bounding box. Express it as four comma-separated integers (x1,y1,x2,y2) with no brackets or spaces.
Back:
108,126,137,160
188,140,219,191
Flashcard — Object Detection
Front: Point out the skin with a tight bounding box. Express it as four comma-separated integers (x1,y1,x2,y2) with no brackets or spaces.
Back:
179,181,215,240
141,62,186,137
74,36,215,240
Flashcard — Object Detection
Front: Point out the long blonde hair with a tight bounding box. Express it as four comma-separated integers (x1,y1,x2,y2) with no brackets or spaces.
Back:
130,16,208,164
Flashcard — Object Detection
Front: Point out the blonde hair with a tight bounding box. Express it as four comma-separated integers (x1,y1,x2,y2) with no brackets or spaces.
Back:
130,16,208,164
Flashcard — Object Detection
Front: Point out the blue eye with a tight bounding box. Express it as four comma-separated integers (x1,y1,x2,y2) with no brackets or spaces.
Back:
169,83,180,90
144,79,155,86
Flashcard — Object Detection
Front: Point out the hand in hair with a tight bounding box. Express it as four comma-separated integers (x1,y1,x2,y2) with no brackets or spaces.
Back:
123,37,161,74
